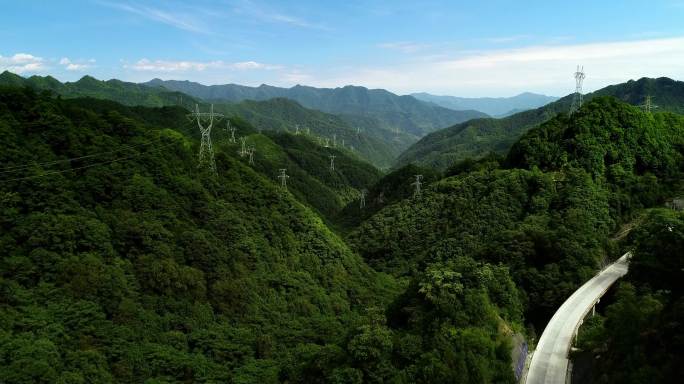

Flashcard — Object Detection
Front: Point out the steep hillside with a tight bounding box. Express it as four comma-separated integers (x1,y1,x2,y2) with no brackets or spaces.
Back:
39,94,384,224
398,77,684,171
396,96,572,170
411,92,558,116
0,86,525,383
215,97,411,169
0,72,405,168
225,130,384,222
145,79,487,137
351,97,684,331
336,163,441,230
0,86,401,383
592,76,684,115
0,71,191,107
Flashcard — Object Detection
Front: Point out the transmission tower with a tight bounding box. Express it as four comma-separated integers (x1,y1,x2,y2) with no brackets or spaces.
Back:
329,154,336,171
333,134,337,147
239,137,247,157
278,169,289,188
570,65,586,114
359,188,367,209
295,124,300,135
324,138,330,148
248,146,255,164
187,104,224,175
412,174,423,197
641,95,659,113
226,121,236,143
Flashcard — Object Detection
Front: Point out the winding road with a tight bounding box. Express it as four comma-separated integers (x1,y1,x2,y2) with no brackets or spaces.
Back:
525,253,631,384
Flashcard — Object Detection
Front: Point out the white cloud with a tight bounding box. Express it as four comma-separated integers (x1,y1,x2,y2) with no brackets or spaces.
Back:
232,0,329,30
59,57,95,71
98,1,207,34
484,35,531,44
125,58,281,73
126,58,223,72
378,41,432,54
301,36,684,96
280,69,312,84
0,53,46,74
231,61,281,70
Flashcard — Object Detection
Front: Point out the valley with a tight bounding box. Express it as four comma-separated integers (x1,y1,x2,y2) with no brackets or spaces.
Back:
2,3,684,382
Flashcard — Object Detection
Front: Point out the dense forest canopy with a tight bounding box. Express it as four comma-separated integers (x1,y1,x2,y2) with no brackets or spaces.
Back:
397,77,684,171
0,86,399,383
143,79,488,137
349,97,684,329
1,83,683,384
0,86,523,383
0,71,406,169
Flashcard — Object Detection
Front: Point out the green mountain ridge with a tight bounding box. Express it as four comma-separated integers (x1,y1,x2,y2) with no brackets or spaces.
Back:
212,97,412,169
0,70,193,107
144,79,488,137
398,76,684,171
350,96,684,330
2,85,682,383
0,71,404,169
411,91,559,117
0,86,401,383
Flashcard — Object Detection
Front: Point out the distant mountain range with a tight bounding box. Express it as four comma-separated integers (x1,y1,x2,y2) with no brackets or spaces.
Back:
0,71,407,168
410,92,558,117
397,77,684,170
0,71,191,107
144,79,487,137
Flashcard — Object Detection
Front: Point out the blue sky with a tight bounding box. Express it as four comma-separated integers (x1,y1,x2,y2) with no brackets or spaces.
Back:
1,0,684,96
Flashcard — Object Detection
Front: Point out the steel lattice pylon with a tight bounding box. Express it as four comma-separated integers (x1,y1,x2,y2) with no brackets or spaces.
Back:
570,65,586,114
187,104,223,175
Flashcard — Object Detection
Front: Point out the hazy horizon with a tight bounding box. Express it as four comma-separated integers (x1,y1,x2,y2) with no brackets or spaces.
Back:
2,1,684,97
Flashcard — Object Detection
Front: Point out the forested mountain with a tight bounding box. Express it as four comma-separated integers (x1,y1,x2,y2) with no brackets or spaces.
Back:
144,79,488,137
592,76,684,115
0,86,401,383
0,86,523,383
213,97,413,169
0,71,406,168
336,163,441,230
349,97,684,332
397,76,684,171
411,92,558,117
2,81,682,383
0,70,191,107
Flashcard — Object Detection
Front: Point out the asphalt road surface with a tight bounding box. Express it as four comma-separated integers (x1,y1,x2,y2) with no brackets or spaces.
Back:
525,253,630,384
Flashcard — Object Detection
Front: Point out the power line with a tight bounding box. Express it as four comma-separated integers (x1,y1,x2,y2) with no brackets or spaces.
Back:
0,139,179,184
0,134,166,174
